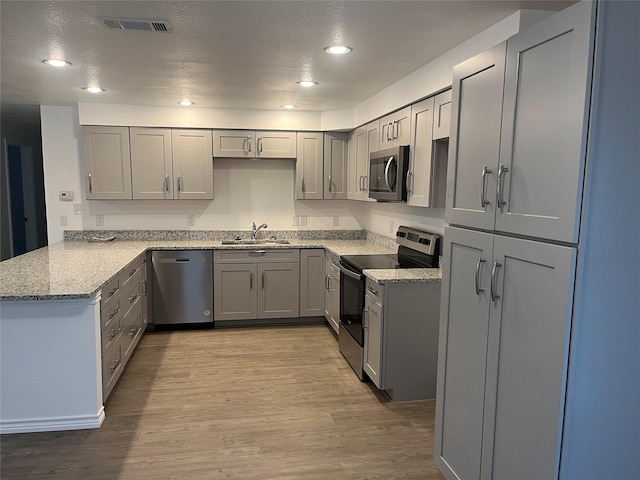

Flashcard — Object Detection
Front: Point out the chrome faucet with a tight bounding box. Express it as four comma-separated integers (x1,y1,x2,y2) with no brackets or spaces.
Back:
251,222,268,240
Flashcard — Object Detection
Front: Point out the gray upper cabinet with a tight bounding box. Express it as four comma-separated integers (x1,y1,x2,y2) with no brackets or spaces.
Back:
213,130,255,158
323,132,348,199
435,226,577,480
299,249,325,317
407,97,435,207
446,1,594,243
82,126,132,200
347,126,372,202
171,129,214,200
494,2,595,243
213,130,296,158
295,132,324,200
432,90,452,140
445,43,507,231
130,128,173,200
379,106,411,148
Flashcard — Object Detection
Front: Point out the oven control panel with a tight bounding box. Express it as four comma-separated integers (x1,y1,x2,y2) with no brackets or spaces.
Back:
396,226,441,256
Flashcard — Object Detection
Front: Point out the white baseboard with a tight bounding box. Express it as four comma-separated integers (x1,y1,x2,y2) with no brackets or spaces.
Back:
0,407,105,434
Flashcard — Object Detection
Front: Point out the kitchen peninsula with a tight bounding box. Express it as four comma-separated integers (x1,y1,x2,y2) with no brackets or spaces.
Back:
0,230,441,434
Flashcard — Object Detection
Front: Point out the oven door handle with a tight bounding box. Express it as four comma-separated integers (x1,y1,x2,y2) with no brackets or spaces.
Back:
338,262,363,281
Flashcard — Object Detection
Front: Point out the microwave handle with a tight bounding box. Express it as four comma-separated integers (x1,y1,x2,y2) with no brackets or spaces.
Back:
384,156,396,192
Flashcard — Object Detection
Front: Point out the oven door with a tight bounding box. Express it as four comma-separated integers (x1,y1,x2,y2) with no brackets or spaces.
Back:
338,261,364,346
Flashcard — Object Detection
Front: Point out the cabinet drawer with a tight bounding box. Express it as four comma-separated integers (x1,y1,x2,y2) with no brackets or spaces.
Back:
101,314,122,355
366,278,384,303
101,295,123,332
120,259,141,289
214,249,300,264
120,270,142,316
102,338,123,401
100,275,122,312
121,298,143,363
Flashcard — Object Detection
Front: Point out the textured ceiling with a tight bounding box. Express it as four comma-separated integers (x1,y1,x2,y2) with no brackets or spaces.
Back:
0,1,573,112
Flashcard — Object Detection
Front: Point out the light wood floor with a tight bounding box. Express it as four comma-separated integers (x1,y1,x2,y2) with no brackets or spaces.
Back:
1,324,445,479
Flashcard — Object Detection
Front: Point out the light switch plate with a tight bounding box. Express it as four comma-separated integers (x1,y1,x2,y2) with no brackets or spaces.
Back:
96,215,104,226
73,203,82,215
300,215,307,226
59,215,68,226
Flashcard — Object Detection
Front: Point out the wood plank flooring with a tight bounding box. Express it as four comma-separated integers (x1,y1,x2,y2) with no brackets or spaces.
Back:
1,324,445,480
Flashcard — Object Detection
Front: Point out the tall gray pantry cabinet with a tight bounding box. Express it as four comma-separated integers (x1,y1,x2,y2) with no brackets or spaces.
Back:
434,2,639,479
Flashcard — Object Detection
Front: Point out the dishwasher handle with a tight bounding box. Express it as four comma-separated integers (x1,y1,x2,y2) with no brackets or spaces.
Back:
157,257,207,264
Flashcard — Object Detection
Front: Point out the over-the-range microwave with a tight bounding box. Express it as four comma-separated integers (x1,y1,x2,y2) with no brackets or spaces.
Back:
369,145,409,202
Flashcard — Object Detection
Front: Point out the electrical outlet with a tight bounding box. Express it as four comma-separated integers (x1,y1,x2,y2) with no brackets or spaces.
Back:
389,220,394,234
96,215,104,226
73,203,82,215
300,215,307,226
333,216,339,227
187,214,195,226
59,215,68,226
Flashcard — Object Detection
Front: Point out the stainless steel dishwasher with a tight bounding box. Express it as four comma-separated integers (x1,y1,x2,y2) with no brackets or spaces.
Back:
151,250,214,325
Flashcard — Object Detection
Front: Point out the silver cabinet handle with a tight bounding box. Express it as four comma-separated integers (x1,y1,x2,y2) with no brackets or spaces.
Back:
497,164,509,208
363,306,369,328
328,175,332,193
109,359,120,372
177,175,183,192
250,272,254,290
141,280,147,296
301,174,305,193
250,250,267,255
246,135,252,152
363,175,368,192
481,166,492,207
128,294,138,303
258,137,263,153
129,327,138,336
393,120,398,140
108,287,119,298
88,173,93,193
325,275,330,290
108,306,120,319
475,257,485,296
367,286,378,296
406,171,413,194
490,261,502,302
165,174,170,193
387,122,393,141
261,272,266,290
109,328,120,340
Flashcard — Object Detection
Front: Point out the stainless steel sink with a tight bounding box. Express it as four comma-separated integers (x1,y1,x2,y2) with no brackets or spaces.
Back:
221,239,290,245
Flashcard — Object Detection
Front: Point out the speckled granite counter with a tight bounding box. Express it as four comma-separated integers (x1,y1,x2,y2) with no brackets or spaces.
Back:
0,238,413,301
364,267,442,284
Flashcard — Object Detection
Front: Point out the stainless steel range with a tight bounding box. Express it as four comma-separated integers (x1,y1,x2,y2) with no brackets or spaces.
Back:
338,226,441,379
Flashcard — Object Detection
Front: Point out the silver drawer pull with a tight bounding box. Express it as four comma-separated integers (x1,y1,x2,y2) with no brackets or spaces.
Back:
250,250,267,255
497,164,509,208
129,327,138,336
128,294,138,303
367,286,378,296
129,268,137,277
108,307,120,319
490,261,502,302
475,257,485,296
480,166,492,208
109,328,120,340
109,359,120,372
108,287,118,297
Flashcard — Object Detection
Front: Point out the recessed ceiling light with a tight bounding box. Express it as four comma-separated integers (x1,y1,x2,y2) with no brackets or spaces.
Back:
179,100,193,106
281,105,297,109
297,81,318,87
82,86,105,93
43,58,71,67
323,45,353,55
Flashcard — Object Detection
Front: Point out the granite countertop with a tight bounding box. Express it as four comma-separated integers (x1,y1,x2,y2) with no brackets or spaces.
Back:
364,267,443,285
0,237,441,301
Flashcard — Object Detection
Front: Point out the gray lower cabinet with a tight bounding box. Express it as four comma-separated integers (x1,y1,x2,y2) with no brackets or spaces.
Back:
323,252,340,334
363,277,440,401
435,226,576,480
213,249,300,322
299,249,325,317
100,253,146,402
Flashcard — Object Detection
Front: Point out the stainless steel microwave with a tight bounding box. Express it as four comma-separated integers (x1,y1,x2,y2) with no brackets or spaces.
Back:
368,146,409,202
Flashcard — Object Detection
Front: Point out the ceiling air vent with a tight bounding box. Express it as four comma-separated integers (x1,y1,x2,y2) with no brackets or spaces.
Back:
96,17,172,33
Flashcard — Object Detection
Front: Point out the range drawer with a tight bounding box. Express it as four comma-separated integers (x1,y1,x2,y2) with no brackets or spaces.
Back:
214,248,300,264
366,278,384,303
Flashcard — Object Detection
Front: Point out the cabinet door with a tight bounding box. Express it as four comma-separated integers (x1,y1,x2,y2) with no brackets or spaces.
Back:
213,130,255,158
82,126,132,199
214,263,257,321
408,97,435,207
445,44,506,231
435,226,494,480
256,131,297,158
130,128,173,199
295,132,323,200
494,1,595,243
481,236,576,480
363,293,383,388
433,90,452,140
323,132,348,199
299,249,325,317
392,106,412,146
258,262,300,319
171,129,214,200
324,254,339,334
